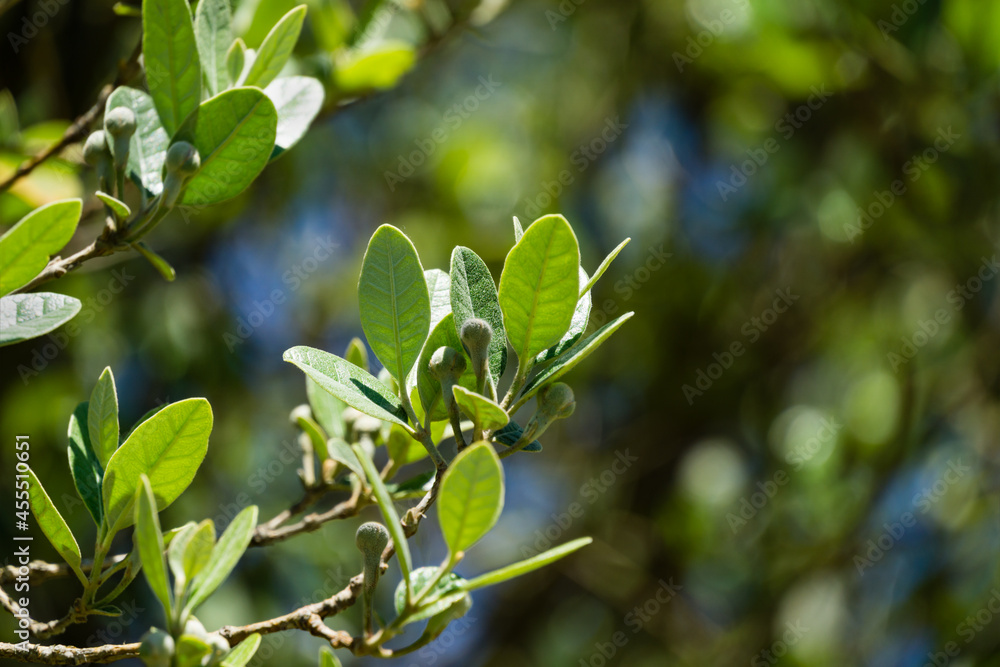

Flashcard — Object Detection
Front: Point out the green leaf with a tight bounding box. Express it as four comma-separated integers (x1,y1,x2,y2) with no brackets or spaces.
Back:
393,567,470,626
424,268,451,330
498,214,580,368
415,314,477,421
168,521,198,588
284,346,408,426
519,312,634,405
327,437,365,480
67,402,104,526
494,421,542,453
25,467,86,585
512,216,523,243
194,0,234,95
452,386,508,431
176,87,278,206
462,537,592,591
265,76,324,160
134,474,172,618
242,5,307,88
88,367,120,469
352,442,412,588
344,336,369,372
536,267,590,365
124,403,169,441
293,411,329,461
143,0,202,135
358,224,430,384
335,41,415,92
306,375,345,439
133,242,177,282
185,505,258,614
438,442,504,555
102,398,213,533
95,192,131,219
580,238,630,296
386,423,428,468
221,633,261,667
182,520,216,583
0,199,81,295
450,247,507,386
106,86,170,196
175,634,212,667
319,647,342,667
226,38,247,85
0,293,81,347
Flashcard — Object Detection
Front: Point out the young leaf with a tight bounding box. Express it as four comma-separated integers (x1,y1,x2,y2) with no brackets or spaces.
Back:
221,633,261,667
306,376,345,438
327,437,365,480
358,225,430,385
580,238,630,297
185,505,258,614
241,5,307,88
25,467,86,585
344,337,369,372
176,87,278,206
284,346,409,427
106,87,169,196
226,39,247,86
265,76,324,160
293,410,329,460
0,199,82,295
450,247,507,386
194,0,234,95
536,267,591,364
415,314,476,421
518,312,634,406
424,268,452,329
452,386,508,430
386,423,428,468
102,398,213,533
95,192,131,219
175,634,212,666
461,537,592,591
88,367,120,469
142,0,202,135
168,521,198,589
393,567,469,626
498,214,580,369
67,402,104,525
0,293,81,347
182,520,216,583
352,442,413,589
134,474,172,619
133,242,177,282
319,647,342,667
438,442,504,555
493,421,542,453
512,216,523,243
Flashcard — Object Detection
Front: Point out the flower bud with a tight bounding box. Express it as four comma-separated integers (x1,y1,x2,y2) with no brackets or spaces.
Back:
537,382,575,420
138,627,174,667
162,141,201,207
429,346,467,410
460,318,492,389
356,521,390,635
83,130,111,166
203,632,230,666
104,107,136,169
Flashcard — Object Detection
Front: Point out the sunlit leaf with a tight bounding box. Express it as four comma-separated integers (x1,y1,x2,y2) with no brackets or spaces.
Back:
0,199,81,295
221,633,261,667
194,0,234,95
450,247,507,386
185,504,257,614
25,467,86,585
106,87,169,196
143,0,201,134
88,367,119,469
438,442,504,555
265,76,324,160
134,474,172,618
242,5,306,88
95,192,131,219
461,537,592,590
579,238,630,297
424,269,452,330
0,293,80,346
536,266,590,364
452,386,508,430
335,41,415,92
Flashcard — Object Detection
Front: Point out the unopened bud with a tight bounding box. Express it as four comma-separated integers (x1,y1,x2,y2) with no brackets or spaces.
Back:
460,318,492,389
83,130,111,166
537,382,575,420
138,628,174,667
104,107,136,169
356,521,390,593
162,141,201,207
430,346,467,410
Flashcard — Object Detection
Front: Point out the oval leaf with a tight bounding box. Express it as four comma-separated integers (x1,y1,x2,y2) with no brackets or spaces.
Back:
0,199,82,295
0,293,81,347
242,5,307,88
134,474,172,618
265,76,324,160
194,0,234,95
102,398,213,533
438,442,504,555
185,505,257,614
88,367,119,469
498,214,580,368
358,224,430,384
177,87,278,206
143,0,202,135
536,266,591,364
452,386,508,431
580,238,630,296
450,247,507,386
284,346,408,426
424,268,451,330
106,86,170,196
95,192,131,219
25,467,86,585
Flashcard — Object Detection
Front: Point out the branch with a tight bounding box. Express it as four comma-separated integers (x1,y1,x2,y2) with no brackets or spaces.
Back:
0,640,140,665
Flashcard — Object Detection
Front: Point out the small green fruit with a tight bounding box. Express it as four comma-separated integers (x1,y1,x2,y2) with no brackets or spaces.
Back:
138,627,174,667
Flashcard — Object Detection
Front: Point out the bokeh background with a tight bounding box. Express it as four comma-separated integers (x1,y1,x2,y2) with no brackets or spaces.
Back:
2,0,1000,665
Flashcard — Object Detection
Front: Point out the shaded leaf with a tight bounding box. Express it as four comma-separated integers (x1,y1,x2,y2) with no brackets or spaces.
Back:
226,38,247,85
393,567,469,626
67,401,104,525
95,192,131,219
450,247,507,386
88,367,119,469
352,442,413,584
327,437,365,480
133,242,177,281
415,314,476,421
493,421,542,453
306,375,345,438
221,634,261,667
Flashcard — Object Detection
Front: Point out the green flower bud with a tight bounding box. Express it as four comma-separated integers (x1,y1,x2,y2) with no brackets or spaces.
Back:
83,130,111,166
203,632,230,666
104,107,136,169
355,521,390,592
460,318,492,390
138,627,174,667
162,141,201,207
537,382,576,420
429,346,467,410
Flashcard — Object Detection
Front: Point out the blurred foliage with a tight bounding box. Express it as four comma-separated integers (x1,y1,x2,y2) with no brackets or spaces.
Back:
2,0,1000,665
